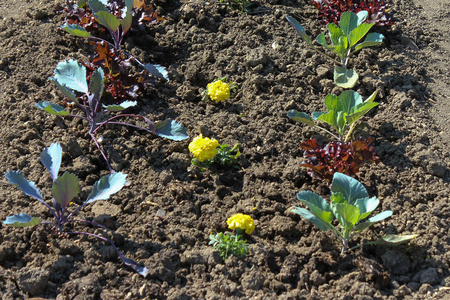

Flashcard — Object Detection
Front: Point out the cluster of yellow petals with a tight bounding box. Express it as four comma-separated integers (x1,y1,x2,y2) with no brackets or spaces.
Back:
188,134,219,162
207,80,231,102
226,213,255,234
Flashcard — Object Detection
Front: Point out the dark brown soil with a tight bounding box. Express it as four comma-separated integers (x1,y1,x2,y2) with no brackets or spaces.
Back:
0,0,449,299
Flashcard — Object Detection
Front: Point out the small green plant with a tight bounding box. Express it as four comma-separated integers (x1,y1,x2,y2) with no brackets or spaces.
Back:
188,134,240,168
286,11,385,88
288,90,378,142
202,77,238,102
209,213,255,260
37,60,188,172
3,143,149,276
291,172,417,253
220,0,253,13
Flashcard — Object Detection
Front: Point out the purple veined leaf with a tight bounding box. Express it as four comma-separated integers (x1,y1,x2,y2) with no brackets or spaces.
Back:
143,117,156,133
53,60,89,94
3,213,41,227
40,143,62,182
85,172,127,204
89,0,108,14
61,24,93,38
90,67,104,102
155,120,189,141
94,11,121,33
103,100,137,112
36,101,70,116
143,63,169,81
49,77,79,103
52,172,80,207
5,171,44,202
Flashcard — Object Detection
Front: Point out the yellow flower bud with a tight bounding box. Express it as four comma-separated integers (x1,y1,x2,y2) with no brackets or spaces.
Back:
207,80,231,102
188,134,219,162
227,213,255,234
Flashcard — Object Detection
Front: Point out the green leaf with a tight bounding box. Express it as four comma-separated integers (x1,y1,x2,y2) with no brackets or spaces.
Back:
287,110,315,127
143,64,169,81
316,110,338,131
103,100,137,112
311,111,325,120
327,23,344,46
355,196,379,221
291,207,333,231
40,143,62,182
89,67,104,101
95,11,121,32
368,210,392,222
353,221,374,233
297,191,333,223
356,10,368,24
330,192,346,204
86,172,127,204
286,16,312,45
155,120,189,141
346,102,379,125
334,66,359,88
121,11,133,35
49,78,78,103
374,234,419,245
332,203,359,229
52,172,80,207
5,171,43,202
354,32,385,52
4,213,40,227
339,11,359,36
324,94,339,111
348,23,374,47
89,0,108,13
317,33,332,49
364,90,378,103
331,172,368,205
36,101,70,116
337,90,362,115
53,60,89,94
61,24,93,38
336,111,346,136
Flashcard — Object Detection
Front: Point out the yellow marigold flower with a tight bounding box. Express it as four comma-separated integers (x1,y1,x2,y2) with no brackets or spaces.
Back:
227,213,255,234
207,80,231,102
188,134,219,162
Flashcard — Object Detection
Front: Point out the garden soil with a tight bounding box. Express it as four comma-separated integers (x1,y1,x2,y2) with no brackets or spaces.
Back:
0,0,449,299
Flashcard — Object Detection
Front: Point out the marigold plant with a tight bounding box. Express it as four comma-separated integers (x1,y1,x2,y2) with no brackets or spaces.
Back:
202,78,237,102
188,134,219,162
227,213,255,234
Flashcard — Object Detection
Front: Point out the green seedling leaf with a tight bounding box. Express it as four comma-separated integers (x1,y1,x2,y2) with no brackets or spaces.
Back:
121,11,133,35
297,191,333,223
364,90,378,103
90,67,104,101
317,33,332,50
286,16,312,45
86,172,127,204
40,143,62,182
52,172,80,207
316,110,338,131
50,78,78,103
61,24,93,38
330,192,346,204
291,207,333,231
346,102,379,125
103,100,137,112
155,120,189,141
53,60,89,94
4,213,40,227
334,66,359,88
5,171,43,202
337,90,362,115
287,110,316,127
368,210,392,222
143,64,169,81
354,32,385,52
331,172,368,205
36,101,70,116
332,203,360,228
348,23,374,47
327,23,344,46
89,0,108,13
355,196,379,221
356,10,369,24
339,11,360,36
374,234,419,245
353,221,374,233
95,11,121,33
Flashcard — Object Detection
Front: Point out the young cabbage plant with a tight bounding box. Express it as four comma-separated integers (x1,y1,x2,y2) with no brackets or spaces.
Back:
61,0,168,81
37,60,188,172
3,143,149,277
286,11,385,88
291,172,418,253
288,90,378,142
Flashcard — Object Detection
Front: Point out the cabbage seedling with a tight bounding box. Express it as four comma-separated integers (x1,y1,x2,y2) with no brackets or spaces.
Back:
288,90,378,142
3,143,149,277
37,60,188,172
291,172,417,253
286,11,385,88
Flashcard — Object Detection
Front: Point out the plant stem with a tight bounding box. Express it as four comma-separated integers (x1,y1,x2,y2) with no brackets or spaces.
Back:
312,46,342,65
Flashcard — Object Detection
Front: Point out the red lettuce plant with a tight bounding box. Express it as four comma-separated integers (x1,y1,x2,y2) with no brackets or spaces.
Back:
309,0,393,27
299,138,379,184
